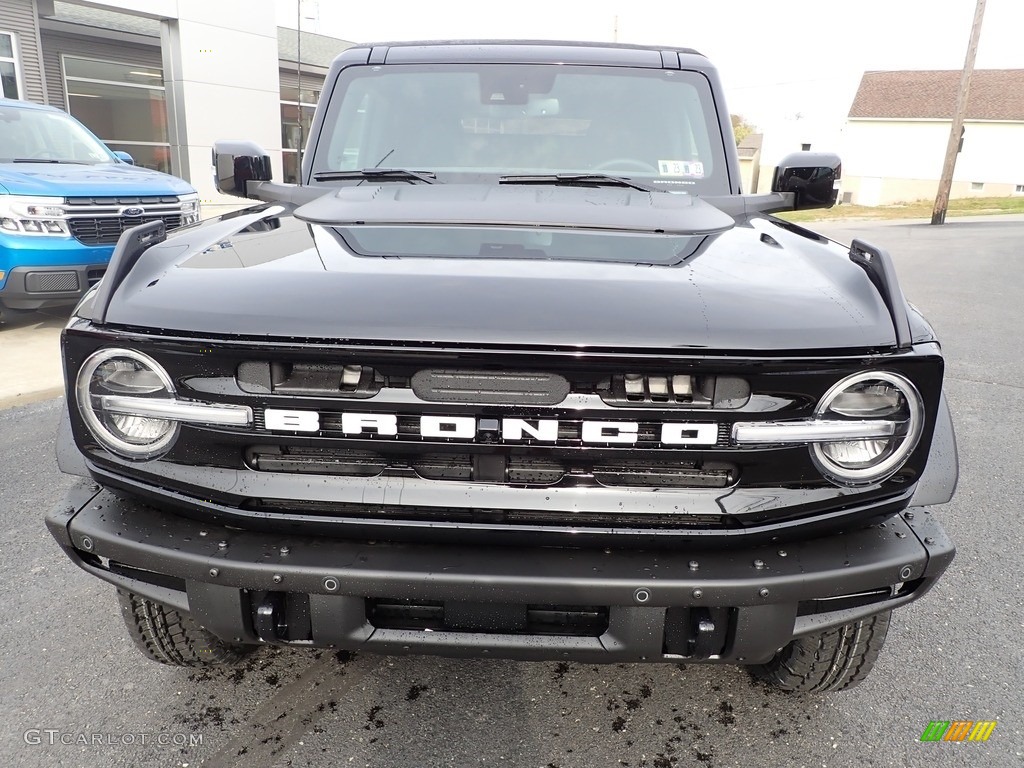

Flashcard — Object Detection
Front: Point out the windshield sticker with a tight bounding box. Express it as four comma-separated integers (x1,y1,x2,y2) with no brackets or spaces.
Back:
658,160,705,178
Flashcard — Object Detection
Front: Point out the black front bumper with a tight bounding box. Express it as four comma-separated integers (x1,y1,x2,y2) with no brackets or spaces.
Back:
0,264,106,309
47,482,955,664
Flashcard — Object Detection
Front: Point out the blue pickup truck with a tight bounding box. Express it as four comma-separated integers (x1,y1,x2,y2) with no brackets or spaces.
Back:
0,98,199,322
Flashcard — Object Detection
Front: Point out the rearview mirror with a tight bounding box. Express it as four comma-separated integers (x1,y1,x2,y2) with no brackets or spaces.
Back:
772,152,841,210
112,150,135,165
212,140,272,198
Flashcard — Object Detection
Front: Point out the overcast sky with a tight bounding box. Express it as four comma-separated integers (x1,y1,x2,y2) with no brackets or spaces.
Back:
275,0,1024,136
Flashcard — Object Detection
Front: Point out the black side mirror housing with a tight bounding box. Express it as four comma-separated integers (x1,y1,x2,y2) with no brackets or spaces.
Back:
772,152,841,210
212,140,272,198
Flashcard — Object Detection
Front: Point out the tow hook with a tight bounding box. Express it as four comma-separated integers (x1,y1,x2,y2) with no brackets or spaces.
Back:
254,593,288,642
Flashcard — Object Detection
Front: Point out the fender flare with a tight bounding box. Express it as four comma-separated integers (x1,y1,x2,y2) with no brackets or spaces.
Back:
909,391,959,507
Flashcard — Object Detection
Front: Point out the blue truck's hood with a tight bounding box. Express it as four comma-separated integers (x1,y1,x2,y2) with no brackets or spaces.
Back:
0,162,195,197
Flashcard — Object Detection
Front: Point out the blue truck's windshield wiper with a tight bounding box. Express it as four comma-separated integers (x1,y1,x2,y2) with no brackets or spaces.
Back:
499,173,659,193
10,158,90,164
312,168,437,184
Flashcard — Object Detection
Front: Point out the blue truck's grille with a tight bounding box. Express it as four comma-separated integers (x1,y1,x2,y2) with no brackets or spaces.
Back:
64,196,190,246
68,214,183,246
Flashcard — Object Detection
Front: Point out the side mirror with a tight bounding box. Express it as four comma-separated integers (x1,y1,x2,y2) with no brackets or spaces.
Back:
212,140,272,198
772,152,841,210
112,150,135,165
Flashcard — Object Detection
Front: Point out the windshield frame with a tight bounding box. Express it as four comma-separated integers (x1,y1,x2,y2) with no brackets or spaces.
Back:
308,62,732,196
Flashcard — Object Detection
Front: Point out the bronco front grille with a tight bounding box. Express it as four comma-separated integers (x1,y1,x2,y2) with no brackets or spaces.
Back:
64,330,939,538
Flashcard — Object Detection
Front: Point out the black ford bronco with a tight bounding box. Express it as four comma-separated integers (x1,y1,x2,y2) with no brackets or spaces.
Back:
47,41,957,693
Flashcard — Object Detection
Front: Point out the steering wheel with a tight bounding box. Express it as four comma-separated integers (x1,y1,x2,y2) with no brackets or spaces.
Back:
593,158,659,174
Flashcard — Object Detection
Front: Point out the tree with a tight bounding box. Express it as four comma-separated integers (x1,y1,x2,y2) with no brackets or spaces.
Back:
731,114,756,146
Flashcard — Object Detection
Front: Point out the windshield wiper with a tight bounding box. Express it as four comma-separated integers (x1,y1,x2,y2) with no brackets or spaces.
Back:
312,168,437,184
11,158,89,164
499,173,659,193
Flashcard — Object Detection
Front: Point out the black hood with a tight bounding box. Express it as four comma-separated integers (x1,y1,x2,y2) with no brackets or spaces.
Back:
94,192,897,352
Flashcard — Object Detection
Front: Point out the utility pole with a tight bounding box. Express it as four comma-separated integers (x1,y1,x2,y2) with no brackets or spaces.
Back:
931,0,986,225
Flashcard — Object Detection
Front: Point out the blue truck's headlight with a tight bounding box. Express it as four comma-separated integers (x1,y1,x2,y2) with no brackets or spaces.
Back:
178,193,201,225
0,195,71,237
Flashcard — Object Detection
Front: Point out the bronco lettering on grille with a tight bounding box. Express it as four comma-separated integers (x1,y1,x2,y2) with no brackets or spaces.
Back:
262,410,718,446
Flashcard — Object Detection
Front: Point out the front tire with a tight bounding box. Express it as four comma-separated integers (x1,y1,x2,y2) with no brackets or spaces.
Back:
751,610,891,693
118,591,252,667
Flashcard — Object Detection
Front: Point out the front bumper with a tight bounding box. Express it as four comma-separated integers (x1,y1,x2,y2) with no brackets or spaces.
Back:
47,482,955,664
0,264,107,309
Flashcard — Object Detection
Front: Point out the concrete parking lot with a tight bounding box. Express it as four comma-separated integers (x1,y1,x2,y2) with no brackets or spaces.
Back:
1,217,1022,767
0,307,67,409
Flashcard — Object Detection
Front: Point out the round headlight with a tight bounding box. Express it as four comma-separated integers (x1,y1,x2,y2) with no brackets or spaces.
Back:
76,349,179,460
812,371,924,486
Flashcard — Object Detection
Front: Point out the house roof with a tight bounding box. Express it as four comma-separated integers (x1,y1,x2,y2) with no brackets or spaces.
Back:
277,27,353,69
849,70,1024,121
736,132,763,159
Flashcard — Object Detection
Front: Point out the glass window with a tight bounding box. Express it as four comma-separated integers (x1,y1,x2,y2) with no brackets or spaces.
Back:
64,57,162,84
63,55,170,172
281,102,315,151
67,80,168,144
280,84,320,104
1,32,21,99
281,80,319,184
102,142,172,174
313,64,727,194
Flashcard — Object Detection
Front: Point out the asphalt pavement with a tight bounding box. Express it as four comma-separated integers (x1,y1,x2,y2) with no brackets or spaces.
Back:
1,217,1022,767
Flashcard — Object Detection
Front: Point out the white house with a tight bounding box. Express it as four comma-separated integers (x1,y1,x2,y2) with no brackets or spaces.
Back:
842,70,1024,206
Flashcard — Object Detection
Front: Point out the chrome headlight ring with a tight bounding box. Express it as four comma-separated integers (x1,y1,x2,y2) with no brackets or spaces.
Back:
76,348,180,460
811,371,924,486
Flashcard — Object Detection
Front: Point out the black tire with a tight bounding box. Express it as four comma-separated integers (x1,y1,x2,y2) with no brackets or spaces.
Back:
118,591,252,667
751,610,891,693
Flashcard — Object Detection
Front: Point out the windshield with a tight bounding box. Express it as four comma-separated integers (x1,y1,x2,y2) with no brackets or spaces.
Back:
0,105,116,164
312,64,729,194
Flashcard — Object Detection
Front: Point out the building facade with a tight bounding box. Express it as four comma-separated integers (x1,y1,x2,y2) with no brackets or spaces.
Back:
0,0,350,213
842,69,1024,206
